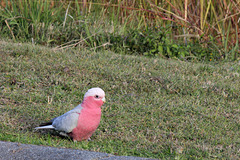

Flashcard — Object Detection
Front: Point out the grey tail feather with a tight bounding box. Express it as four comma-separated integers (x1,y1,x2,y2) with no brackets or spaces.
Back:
34,125,55,130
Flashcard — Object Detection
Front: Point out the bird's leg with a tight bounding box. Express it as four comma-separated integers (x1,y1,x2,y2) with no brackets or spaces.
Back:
59,132,69,137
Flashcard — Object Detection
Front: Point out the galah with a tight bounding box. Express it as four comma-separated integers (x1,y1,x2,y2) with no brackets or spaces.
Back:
35,87,106,142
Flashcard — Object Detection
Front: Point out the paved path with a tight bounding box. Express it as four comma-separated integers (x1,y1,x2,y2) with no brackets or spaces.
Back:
0,141,155,160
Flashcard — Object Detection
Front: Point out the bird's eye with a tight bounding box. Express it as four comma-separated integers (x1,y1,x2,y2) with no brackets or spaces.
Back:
95,95,99,98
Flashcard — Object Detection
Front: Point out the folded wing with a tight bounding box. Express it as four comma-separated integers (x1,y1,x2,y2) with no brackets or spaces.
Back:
35,104,83,133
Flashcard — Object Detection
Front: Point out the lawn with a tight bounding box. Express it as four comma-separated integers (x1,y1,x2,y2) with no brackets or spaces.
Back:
0,40,240,159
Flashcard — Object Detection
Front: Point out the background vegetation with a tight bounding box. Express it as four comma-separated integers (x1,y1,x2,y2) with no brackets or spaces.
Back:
0,0,239,61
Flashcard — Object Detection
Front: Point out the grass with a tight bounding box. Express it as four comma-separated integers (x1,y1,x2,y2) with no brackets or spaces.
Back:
1,40,240,159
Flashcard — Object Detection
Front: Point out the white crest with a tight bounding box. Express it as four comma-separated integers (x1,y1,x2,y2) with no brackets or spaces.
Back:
84,87,105,99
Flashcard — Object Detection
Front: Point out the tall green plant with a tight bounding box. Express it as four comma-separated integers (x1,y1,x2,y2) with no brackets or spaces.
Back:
1,0,62,43
0,0,239,60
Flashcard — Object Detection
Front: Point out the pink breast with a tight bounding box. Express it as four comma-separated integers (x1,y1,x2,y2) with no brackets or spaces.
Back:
69,108,101,141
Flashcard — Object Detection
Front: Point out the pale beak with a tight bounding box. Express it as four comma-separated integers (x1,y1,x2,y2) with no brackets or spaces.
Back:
102,97,106,103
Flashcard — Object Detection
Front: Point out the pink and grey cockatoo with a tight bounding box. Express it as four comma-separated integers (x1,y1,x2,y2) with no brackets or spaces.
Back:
35,87,105,142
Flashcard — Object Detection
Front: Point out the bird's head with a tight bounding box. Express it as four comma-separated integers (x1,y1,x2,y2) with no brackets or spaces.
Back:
83,87,106,108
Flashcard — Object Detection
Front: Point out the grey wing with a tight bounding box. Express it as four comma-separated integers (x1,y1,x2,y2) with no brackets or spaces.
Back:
52,105,82,133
